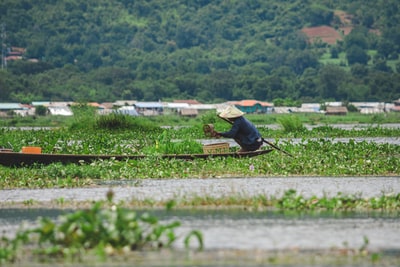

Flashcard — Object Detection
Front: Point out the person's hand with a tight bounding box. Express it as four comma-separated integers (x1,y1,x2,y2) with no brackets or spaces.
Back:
213,131,221,138
203,124,215,137
202,124,221,138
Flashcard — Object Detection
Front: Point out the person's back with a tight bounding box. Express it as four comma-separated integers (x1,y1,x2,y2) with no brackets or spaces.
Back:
219,116,261,145
216,106,263,152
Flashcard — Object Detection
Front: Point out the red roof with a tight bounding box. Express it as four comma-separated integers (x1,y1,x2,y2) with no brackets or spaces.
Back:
301,26,343,45
87,102,101,108
5,56,22,61
229,100,273,107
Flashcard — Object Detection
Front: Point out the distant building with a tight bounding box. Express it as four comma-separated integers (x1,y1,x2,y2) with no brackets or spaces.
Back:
228,99,273,114
173,99,202,105
134,102,163,116
100,102,115,110
300,103,321,113
48,106,73,116
165,102,190,115
114,100,137,107
392,99,400,112
179,108,198,117
351,102,386,114
5,47,26,62
31,101,51,107
0,103,24,111
0,103,26,117
116,106,139,116
47,102,73,116
325,106,348,115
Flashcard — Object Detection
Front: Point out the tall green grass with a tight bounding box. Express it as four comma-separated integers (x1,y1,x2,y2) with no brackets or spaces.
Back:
277,115,307,133
95,113,160,132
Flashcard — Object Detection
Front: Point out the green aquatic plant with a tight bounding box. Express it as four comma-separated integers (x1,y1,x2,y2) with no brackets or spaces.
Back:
1,138,399,189
1,120,400,155
171,190,400,211
0,229,30,264
275,190,400,211
66,104,98,131
95,113,134,130
95,113,162,133
277,115,307,134
0,194,203,263
143,130,203,155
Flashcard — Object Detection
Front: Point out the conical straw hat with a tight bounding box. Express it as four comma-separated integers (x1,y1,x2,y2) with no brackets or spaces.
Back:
218,105,245,119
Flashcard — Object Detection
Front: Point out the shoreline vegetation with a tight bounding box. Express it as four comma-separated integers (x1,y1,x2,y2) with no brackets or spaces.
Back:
2,109,400,128
2,189,399,212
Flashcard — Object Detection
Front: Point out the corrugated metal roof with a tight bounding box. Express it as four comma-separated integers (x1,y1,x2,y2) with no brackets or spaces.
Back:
32,101,51,106
134,102,164,108
191,104,217,110
166,103,190,109
0,103,23,110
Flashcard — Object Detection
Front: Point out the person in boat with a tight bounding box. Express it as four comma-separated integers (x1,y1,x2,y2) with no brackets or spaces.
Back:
214,105,263,152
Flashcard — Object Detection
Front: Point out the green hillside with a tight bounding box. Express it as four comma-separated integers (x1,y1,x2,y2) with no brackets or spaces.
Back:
0,0,399,103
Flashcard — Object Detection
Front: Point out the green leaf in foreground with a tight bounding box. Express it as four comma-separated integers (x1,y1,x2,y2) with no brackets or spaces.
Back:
0,195,203,264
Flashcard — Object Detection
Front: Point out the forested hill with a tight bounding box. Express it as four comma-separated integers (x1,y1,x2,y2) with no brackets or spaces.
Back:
1,0,400,104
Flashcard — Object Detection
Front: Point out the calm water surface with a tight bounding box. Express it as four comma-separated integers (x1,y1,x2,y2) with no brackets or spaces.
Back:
1,177,399,250
1,209,399,251
0,208,399,267
1,177,399,203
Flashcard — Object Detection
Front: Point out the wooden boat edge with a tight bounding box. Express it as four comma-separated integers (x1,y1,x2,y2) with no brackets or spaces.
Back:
0,149,274,167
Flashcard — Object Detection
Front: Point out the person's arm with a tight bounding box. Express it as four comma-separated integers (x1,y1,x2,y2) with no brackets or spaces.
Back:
218,119,241,138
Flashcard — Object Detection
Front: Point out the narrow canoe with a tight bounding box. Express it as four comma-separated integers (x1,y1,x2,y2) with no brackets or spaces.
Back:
0,149,273,167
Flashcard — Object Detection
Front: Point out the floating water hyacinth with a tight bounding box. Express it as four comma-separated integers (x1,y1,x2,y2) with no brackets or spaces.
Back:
249,164,254,172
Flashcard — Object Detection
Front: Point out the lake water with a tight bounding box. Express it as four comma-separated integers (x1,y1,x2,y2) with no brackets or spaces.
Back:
1,177,399,251
1,206,399,267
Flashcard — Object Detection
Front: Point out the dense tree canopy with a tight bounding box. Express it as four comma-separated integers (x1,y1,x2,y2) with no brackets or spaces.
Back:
0,0,399,103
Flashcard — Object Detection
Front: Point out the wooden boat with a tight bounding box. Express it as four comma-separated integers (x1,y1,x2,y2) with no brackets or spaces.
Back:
0,149,273,167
